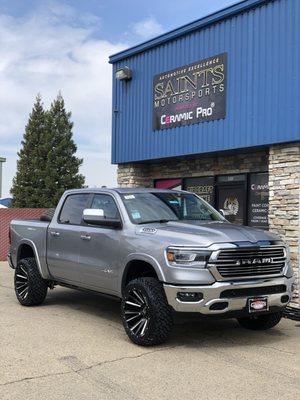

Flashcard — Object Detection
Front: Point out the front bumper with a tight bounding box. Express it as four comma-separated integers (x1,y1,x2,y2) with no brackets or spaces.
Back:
164,276,294,315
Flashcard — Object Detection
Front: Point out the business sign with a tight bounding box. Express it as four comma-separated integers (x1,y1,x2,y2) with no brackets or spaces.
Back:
153,53,227,131
248,173,269,229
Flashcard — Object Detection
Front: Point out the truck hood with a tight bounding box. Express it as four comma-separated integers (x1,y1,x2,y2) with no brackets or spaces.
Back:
137,220,279,247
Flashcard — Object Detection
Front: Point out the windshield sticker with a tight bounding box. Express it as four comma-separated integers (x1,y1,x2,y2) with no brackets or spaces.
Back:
124,194,135,200
132,211,141,219
140,227,157,234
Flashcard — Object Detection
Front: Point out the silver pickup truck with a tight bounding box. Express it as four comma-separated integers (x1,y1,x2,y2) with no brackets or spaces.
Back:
8,188,294,346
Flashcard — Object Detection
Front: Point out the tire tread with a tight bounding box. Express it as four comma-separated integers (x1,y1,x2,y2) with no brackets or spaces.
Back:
15,257,48,306
122,277,173,346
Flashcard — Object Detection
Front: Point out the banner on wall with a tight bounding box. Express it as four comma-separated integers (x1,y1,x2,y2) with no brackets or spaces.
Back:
153,53,227,130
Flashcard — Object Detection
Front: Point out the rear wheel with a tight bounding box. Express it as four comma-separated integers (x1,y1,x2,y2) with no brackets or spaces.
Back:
237,311,283,330
121,277,173,346
14,257,48,306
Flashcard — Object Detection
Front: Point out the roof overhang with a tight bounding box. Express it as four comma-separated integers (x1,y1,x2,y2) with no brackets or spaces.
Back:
109,0,269,63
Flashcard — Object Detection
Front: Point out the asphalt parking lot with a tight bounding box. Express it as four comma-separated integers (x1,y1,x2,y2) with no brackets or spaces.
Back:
1,261,299,400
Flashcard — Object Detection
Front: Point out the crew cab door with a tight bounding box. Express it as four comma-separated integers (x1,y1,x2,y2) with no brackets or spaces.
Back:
77,193,122,294
47,193,91,283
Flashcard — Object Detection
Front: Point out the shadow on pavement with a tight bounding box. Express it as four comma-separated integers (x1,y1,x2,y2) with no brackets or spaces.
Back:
43,285,294,348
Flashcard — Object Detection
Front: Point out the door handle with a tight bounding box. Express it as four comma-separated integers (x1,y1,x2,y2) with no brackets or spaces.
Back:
81,234,91,241
50,231,60,237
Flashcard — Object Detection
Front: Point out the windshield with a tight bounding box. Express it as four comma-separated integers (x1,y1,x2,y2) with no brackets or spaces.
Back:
121,192,223,224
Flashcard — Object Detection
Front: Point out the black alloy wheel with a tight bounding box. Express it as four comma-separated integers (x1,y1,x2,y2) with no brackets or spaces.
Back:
14,258,48,306
123,287,150,337
15,263,30,301
121,277,173,346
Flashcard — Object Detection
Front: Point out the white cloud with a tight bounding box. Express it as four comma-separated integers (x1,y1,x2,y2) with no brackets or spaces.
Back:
0,2,125,197
132,16,164,39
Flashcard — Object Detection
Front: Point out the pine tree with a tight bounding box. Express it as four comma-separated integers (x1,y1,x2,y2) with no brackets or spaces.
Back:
43,94,85,206
11,94,85,208
11,95,49,207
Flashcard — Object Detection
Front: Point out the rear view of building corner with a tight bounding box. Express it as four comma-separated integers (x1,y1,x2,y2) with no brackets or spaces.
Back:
109,0,300,308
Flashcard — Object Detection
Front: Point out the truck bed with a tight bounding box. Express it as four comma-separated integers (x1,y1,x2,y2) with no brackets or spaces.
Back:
9,219,50,277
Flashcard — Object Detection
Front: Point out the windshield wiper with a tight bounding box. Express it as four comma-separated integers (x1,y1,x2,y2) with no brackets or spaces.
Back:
137,219,176,225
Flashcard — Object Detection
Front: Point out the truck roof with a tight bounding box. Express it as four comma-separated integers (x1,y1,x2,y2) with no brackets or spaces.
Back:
64,187,184,195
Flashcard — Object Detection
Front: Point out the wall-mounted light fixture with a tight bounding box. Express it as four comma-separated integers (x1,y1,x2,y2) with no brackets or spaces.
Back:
116,66,132,81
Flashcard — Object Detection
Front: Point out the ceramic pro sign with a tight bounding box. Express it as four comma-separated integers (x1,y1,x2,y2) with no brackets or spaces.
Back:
153,53,227,130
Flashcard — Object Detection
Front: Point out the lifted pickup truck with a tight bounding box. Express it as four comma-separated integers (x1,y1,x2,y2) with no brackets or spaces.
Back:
8,188,294,346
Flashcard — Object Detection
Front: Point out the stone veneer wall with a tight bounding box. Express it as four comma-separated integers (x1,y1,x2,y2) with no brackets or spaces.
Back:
269,144,300,307
117,150,268,187
118,146,299,307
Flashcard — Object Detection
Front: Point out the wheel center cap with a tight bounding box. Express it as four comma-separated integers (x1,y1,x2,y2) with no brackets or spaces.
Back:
142,307,147,317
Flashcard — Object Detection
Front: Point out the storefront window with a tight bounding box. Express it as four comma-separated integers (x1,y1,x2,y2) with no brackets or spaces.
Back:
184,177,215,206
248,172,269,229
154,172,269,228
154,178,182,190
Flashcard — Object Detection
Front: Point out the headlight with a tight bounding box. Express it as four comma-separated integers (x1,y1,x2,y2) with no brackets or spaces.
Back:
166,248,211,267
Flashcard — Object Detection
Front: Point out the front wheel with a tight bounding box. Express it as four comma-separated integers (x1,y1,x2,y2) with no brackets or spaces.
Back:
121,278,173,346
14,257,48,306
237,311,283,330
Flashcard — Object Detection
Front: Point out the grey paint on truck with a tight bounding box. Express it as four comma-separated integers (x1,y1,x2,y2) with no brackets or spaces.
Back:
8,188,294,315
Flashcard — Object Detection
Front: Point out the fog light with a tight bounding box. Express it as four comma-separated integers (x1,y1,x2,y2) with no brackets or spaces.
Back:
281,295,289,303
177,292,203,302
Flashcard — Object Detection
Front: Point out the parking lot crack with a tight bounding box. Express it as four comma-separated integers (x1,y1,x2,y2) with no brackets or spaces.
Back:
257,345,298,355
84,345,178,371
1,346,177,387
1,370,74,387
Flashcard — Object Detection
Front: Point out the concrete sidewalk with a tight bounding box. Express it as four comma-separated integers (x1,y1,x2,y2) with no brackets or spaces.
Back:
1,261,299,400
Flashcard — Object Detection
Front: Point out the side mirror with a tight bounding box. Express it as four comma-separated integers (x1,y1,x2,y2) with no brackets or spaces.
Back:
82,209,122,228
219,209,225,218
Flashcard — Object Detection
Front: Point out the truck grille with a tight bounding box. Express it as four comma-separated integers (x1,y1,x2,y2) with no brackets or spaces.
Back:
212,247,286,279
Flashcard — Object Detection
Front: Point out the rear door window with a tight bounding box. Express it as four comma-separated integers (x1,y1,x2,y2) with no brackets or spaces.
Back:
59,194,90,225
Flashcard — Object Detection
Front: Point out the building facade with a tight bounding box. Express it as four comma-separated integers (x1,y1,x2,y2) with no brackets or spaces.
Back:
109,0,300,306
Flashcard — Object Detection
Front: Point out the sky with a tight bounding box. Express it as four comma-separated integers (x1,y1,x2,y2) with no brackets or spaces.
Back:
0,0,241,197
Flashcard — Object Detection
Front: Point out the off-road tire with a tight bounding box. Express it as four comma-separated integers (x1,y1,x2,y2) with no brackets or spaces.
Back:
237,311,283,330
14,257,48,306
121,277,173,346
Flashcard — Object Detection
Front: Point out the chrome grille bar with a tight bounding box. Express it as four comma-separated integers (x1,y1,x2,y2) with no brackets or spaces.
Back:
209,246,286,280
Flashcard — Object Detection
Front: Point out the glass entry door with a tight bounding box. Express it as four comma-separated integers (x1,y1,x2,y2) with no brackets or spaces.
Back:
217,184,246,225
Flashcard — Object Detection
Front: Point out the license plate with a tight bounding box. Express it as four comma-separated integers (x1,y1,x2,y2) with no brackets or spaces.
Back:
248,297,268,313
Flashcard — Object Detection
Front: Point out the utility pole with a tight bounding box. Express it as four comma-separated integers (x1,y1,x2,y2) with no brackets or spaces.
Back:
0,157,6,198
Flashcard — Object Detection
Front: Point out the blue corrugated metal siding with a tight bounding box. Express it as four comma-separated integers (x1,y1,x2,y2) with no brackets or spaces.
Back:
111,0,300,164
